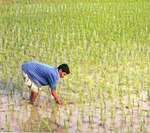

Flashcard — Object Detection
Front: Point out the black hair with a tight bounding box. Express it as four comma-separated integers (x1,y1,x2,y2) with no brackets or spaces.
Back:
57,64,70,74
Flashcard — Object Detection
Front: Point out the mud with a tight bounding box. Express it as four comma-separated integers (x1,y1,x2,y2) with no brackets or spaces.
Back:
0,81,149,132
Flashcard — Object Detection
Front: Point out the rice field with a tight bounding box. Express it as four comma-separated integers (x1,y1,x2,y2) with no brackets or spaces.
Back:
0,0,150,132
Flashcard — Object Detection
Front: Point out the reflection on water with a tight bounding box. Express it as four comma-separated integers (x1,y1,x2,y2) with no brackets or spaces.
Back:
0,88,149,132
0,92,64,132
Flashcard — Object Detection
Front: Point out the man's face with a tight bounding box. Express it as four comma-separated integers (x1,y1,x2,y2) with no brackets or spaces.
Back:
59,69,67,78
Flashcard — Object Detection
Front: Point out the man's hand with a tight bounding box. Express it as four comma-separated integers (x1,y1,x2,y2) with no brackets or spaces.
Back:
55,98,64,105
50,89,64,105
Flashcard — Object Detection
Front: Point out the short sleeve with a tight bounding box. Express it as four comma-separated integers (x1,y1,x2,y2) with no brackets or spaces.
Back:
47,74,57,90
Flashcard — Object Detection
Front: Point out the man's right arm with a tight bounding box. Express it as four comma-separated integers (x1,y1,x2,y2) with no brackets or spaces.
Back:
49,88,63,105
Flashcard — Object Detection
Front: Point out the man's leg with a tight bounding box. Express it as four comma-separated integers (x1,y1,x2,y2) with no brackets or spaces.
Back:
29,83,40,104
30,91,39,104
22,71,40,104
22,72,32,99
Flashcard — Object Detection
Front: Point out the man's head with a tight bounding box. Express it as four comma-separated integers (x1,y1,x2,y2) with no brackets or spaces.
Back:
57,64,70,78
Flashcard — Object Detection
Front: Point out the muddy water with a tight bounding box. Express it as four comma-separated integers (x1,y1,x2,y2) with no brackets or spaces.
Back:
0,88,149,132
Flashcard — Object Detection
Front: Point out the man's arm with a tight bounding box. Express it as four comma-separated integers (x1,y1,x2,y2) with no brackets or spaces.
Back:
49,88,63,105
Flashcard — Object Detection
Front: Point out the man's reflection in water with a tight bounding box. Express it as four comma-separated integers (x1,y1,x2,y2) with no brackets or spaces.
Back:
22,104,64,132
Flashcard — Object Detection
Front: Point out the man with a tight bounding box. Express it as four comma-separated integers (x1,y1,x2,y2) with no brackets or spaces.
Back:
21,61,70,105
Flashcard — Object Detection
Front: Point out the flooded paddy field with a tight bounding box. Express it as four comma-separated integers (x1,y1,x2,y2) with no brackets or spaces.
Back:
0,0,150,132
0,81,149,133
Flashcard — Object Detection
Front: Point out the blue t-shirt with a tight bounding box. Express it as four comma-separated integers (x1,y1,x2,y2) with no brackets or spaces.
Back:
22,61,60,89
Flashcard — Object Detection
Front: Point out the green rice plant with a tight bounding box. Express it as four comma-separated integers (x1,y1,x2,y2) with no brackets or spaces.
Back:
64,120,69,132
139,117,145,133
77,115,82,131
40,118,52,132
99,106,106,127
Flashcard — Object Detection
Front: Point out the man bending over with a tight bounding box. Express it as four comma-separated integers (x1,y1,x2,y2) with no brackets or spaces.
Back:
21,61,70,105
